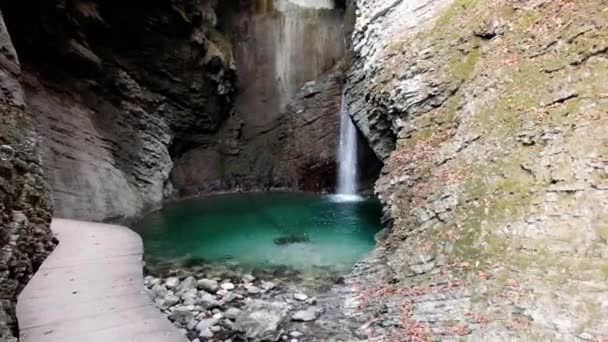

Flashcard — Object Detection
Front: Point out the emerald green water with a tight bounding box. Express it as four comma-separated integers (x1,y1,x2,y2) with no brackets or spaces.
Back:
134,192,382,274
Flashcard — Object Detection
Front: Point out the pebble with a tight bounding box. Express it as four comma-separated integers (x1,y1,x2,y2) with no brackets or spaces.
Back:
221,282,235,290
199,328,213,338
196,318,219,332
224,307,241,320
197,279,219,293
242,274,256,283
289,331,304,338
292,307,321,322
293,292,308,301
306,297,317,305
261,281,276,291
246,285,261,294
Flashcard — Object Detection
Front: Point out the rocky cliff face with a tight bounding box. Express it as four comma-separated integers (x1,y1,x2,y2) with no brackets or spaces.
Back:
1,0,361,223
168,0,357,197
0,12,55,342
2,0,237,222
347,0,608,340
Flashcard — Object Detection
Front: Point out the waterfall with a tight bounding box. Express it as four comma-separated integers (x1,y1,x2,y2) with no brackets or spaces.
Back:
336,95,359,198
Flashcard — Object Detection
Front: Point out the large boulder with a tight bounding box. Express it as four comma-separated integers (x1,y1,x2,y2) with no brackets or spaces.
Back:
233,300,289,341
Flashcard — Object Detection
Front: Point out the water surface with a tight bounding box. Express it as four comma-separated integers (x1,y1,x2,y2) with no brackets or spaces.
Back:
134,192,382,275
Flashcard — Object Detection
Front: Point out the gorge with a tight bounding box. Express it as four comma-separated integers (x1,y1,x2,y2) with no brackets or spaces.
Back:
1,0,608,341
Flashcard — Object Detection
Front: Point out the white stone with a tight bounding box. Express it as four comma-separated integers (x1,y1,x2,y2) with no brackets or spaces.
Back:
165,276,180,289
198,328,213,338
221,282,235,291
179,276,197,291
292,292,308,301
290,331,304,338
291,307,321,322
242,274,256,283
196,318,219,332
197,278,219,293
261,281,276,291
246,285,261,294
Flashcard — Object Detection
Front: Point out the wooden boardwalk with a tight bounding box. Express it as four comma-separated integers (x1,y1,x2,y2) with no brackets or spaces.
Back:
16,219,188,342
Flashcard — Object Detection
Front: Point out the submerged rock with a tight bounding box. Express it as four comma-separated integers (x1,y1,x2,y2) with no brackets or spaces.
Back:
274,234,310,245
233,300,289,340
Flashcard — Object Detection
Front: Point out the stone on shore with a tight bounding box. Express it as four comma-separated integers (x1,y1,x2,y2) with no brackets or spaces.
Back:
197,279,219,293
165,277,180,289
292,307,321,322
233,300,289,340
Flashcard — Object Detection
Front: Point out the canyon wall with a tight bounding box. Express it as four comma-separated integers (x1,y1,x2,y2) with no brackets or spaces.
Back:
0,12,55,342
2,0,237,222
169,0,355,196
1,0,364,223
346,0,608,340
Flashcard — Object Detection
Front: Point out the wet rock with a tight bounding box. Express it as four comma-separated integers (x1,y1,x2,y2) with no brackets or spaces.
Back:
291,307,321,322
274,234,310,245
234,300,289,340
197,279,219,293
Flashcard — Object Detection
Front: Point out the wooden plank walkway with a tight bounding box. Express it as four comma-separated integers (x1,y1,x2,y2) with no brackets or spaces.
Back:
16,219,188,342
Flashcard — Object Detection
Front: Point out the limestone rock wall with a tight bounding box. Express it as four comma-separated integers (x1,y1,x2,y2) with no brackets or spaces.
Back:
1,0,237,222
0,11,55,342
170,68,381,196
0,0,364,223
347,0,608,340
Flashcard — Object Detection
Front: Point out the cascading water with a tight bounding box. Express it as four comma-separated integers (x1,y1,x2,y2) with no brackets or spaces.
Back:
336,94,360,200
